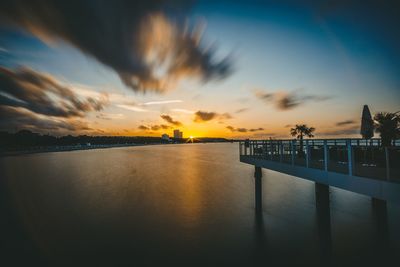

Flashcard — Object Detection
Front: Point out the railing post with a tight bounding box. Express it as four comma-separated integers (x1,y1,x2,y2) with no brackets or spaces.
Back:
306,140,310,168
291,140,295,165
269,141,272,160
347,140,353,176
279,141,283,162
324,140,328,171
385,147,390,181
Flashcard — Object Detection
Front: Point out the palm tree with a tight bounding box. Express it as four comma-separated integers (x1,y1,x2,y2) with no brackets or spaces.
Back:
290,124,315,155
374,112,400,146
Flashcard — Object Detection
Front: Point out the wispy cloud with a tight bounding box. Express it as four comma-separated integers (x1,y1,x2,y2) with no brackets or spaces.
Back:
319,125,359,136
226,125,264,133
254,89,332,110
235,108,249,114
142,100,182,105
116,104,148,112
171,108,195,114
0,46,8,53
336,120,356,126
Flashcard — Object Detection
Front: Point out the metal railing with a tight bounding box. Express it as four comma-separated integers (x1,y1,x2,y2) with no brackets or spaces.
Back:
239,139,400,182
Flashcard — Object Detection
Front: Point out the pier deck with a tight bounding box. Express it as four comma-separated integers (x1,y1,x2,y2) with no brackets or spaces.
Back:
239,139,400,203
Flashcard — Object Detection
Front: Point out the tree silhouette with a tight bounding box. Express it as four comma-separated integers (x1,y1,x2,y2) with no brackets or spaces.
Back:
290,124,315,155
374,112,399,146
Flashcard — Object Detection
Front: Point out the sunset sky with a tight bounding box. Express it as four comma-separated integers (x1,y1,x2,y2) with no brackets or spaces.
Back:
0,0,399,139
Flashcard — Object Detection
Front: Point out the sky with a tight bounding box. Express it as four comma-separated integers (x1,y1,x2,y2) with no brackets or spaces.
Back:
0,0,399,139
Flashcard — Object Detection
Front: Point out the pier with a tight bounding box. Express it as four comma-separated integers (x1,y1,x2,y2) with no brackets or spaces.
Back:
240,139,400,211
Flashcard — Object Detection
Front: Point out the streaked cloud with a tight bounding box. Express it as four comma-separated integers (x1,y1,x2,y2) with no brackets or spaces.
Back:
0,1,233,93
142,100,182,105
116,104,148,112
0,66,108,118
0,106,95,134
336,120,356,126
254,89,332,110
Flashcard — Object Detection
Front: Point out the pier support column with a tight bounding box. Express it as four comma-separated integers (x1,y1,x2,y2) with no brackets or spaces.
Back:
254,166,262,213
315,182,332,262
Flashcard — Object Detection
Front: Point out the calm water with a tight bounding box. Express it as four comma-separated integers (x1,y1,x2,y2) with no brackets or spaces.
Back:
1,143,399,266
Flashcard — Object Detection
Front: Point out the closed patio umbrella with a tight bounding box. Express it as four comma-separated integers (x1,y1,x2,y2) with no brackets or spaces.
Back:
360,105,374,139
360,105,374,166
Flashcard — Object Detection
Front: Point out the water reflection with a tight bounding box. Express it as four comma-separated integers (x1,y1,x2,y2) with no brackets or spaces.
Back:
315,183,332,264
254,210,267,260
372,198,390,256
0,144,399,266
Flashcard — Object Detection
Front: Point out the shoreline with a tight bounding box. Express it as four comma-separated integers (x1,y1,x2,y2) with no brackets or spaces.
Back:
0,143,162,157
0,141,234,157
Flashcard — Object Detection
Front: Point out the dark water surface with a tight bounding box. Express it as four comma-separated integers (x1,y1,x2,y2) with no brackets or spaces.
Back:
1,143,399,266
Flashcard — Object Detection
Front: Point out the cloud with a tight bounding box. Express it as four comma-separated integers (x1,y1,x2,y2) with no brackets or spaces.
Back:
336,120,356,126
171,108,195,114
0,46,9,53
138,125,149,130
0,66,108,118
142,100,182,105
160,114,182,126
254,89,332,110
138,124,170,131
220,113,232,120
235,108,249,113
116,104,148,112
0,66,108,134
194,111,218,122
193,110,232,122
96,113,124,120
319,125,360,136
0,106,94,134
0,1,233,93
252,132,276,137
226,125,264,133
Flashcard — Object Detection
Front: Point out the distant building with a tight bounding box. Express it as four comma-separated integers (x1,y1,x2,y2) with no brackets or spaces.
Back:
161,134,170,141
173,129,183,139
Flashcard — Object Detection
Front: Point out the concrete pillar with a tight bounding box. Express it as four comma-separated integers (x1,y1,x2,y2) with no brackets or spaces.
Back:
254,166,262,213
